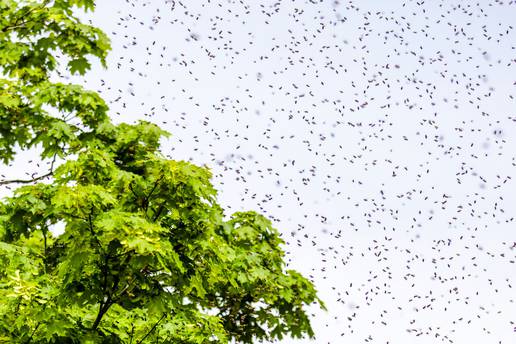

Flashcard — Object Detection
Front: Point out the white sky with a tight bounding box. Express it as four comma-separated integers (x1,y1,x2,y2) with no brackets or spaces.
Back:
2,0,516,343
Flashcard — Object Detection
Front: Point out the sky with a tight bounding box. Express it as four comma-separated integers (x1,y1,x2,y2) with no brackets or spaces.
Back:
2,0,516,343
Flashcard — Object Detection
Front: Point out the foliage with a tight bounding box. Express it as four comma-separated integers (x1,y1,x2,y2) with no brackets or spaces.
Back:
0,0,110,163
0,1,324,343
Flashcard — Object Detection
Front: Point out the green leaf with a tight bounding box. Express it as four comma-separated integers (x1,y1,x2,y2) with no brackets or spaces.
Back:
68,57,91,75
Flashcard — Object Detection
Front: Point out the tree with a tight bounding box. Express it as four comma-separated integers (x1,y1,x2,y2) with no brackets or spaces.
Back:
0,1,324,343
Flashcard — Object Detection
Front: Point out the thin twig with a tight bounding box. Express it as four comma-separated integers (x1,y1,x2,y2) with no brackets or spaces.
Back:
129,325,135,344
0,171,53,185
128,181,140,200
152,202,167,222
26,322,41,343
0,153,57,185
144,174,165,207
1,0,51,33
136,313,167,344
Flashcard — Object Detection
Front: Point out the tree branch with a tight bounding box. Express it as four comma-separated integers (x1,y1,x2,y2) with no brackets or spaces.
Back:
128,324,135,344
1,0,50,33
128,181,139,196
91,297,112,330
152,202,167,222
26,322,40,343
89,249,131,331
86,207,113,331
143,174,165,209
0,153,57,185
0,170,53,185
109,252,133,298
42,229,48,274
87,211,104,254
136,313,167,344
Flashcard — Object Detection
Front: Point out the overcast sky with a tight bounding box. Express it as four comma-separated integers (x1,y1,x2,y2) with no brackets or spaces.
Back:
3,0,516,343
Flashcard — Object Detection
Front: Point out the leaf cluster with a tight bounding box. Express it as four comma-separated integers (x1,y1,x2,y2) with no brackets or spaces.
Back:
0,0,110,163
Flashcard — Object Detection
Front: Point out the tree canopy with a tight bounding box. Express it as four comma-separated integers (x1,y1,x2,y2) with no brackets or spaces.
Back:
0,1,324,343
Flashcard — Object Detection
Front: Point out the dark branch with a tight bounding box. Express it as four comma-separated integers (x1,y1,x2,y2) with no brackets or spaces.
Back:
136,313,167,344
0,171,53,185
91,244,116,330
152,202,167,222
129,325,135,344
1,0,50,33
0,153,57,185
26,322,41,343
91,297,112,330
143,174,165,208
87,211,104,254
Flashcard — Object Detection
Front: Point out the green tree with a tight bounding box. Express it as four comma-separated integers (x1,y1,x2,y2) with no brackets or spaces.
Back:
0,1,324,343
